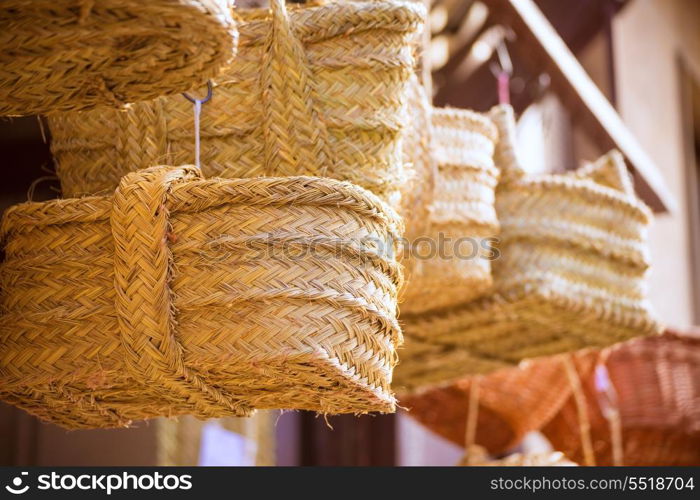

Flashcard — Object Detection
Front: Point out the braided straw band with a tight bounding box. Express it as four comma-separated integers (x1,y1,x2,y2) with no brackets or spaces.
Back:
112,166,240,418
48,0,425,203
0,167,403,429
0,0,238,115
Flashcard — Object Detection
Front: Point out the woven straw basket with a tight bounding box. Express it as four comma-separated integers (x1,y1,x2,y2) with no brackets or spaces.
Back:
47,0,425,205
0,0,238,116
0,166,403,429
394,104,660,391
403,355,579,455
544,330,700,466
400,107,499,315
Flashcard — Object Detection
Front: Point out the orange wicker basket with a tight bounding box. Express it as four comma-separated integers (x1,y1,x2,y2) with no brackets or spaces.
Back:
403,354,596,455
543,329,700,466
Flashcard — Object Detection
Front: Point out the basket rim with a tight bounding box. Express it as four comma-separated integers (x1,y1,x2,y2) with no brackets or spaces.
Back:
234,0,425,47
499,175,653,224
1,173,403,240
431,107,499,143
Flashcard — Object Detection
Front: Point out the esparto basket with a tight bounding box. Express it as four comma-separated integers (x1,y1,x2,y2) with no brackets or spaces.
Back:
0,0,238,116
47,0,426,205
393,104,661,392
400,107,499,315
543,329,700,466
403,354,580,455
0,166,404,429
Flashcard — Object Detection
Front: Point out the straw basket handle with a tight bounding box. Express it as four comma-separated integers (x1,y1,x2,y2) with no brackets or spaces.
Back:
489,104,524,181
111,165,248,416
562,354,624,466
457,375,489,466
573,149,636,196
260,0,335,176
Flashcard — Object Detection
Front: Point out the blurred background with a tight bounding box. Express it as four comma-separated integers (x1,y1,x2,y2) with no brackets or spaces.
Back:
1,0,699,466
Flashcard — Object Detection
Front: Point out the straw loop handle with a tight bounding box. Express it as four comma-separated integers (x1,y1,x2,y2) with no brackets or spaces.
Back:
562,355,596,466
458,375,484,465
489,104,526,181
594,356,624,466
260,0,335,176
111,166,246,417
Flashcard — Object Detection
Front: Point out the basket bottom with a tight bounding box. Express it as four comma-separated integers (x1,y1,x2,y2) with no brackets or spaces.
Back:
1,351,396,429
394,291,661,393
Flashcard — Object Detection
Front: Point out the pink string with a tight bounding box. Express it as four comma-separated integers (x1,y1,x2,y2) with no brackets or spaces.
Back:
194,99,202,171
497,71,510,105
594,363,619,420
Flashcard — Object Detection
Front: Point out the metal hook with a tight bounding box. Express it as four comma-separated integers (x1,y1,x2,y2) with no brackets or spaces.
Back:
489,39,513,78
182,80,214,104
182,81,214,171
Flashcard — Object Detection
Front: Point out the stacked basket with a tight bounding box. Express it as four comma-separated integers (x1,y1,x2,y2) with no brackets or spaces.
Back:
394,106,500,391
394,104,661,392
0,0,426,428
401,107,500,314
47,0,425,207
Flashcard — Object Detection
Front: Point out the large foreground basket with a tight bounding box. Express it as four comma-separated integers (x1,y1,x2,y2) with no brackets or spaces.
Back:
48,0,425,204
543,330,700,466
0,0,238,115
0,166,403,429
394,104,660,392
400,107,499,315
402,354,585,455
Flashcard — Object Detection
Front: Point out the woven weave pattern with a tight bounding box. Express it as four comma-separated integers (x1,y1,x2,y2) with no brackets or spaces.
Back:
403,355,576,455
0,0,238,115
401,107,499,315
544,330,700,466
394,104,659,392
0,167,403,429
48,0,425,204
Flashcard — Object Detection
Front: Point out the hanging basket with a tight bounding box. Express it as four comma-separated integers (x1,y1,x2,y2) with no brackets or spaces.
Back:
0,0,238,116
0,167,403,429
400,107,499,315
394,104,660,391
48,0,425,204
543,329,700,466
402,355,582,455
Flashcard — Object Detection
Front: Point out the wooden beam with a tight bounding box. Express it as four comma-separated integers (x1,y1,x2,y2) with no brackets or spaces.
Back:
486,0,676,212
